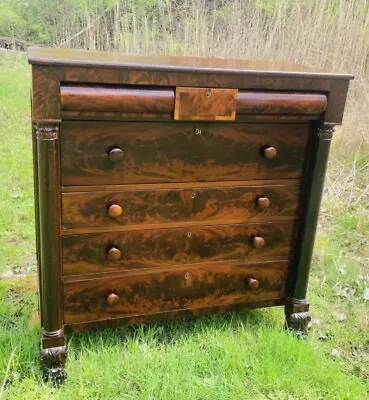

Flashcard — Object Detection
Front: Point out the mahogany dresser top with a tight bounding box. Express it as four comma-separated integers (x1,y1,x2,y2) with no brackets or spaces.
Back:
28,47,353,80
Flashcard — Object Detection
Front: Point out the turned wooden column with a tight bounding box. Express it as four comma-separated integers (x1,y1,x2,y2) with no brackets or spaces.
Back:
35,122,66,385
286,122,335,333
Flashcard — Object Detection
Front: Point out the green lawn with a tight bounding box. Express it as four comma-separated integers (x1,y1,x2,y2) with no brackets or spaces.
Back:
0,50,368,399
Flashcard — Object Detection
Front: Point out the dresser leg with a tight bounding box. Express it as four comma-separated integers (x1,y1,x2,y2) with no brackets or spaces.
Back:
40,333,67,386
285,298,311,336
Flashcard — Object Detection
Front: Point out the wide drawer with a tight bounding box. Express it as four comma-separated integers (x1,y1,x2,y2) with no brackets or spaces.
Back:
63,260,288,324
62,221,294,276
60,122,309,185
61,182,300,230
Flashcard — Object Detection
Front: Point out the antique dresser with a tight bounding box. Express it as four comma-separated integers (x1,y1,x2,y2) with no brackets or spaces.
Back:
28,47,353,383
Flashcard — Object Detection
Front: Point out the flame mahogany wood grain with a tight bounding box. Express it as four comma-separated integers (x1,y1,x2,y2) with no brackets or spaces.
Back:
64,298,285,334
28,47,353,381
61,182,300,230
60,111,324,122
63,259,289,324
60,122,309,185
61,85,175,113
61,178,298,192
29,46,352,124
174,87,238,121
237,92,327,115
60,85,326,119
62,221,294,276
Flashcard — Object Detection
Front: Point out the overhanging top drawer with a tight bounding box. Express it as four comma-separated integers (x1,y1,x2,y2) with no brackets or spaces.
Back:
60,84,327,120
61,85,175,114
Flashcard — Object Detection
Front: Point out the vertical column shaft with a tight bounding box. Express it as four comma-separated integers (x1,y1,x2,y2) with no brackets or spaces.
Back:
292,123,335,299
35,124,63,336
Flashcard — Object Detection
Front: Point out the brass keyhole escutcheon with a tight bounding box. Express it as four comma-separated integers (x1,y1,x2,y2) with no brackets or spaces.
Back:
195,128,202,135
191,192,196,199
187,232,192,238
185,272,189,280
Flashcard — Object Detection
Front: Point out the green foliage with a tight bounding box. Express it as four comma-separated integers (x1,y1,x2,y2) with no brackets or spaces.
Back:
0,51,35,276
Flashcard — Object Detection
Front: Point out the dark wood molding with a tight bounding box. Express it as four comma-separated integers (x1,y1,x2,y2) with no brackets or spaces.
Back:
290,123,335,301
285,297,311,335
35,121,67,380
35,121,63,333
40,342,67,386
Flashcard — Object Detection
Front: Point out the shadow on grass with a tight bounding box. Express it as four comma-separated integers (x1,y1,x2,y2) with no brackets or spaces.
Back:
68,307,281,354
1,276,283,381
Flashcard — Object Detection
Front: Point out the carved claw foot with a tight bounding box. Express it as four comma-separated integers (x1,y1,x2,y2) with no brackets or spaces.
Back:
41,344,67,386
42,366,67,386
285,298,311,337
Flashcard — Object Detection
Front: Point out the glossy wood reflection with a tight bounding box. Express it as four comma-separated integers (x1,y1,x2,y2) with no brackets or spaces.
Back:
63,260,289,324
60,121,309,185
61,182,300,230
62,221,294,275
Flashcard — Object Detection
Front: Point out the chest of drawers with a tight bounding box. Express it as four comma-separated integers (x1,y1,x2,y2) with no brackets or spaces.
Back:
28,47,353,384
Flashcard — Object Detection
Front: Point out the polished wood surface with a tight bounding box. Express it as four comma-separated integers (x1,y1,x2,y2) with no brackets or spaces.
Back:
62,221,294,275
60,122,308,185
61,85,175,113
61,182,300,230
64,298,285,334
28,46,352,380
263,146,278,159
246,277,260,290
28,47,353,80
174,87,237,121
237,92,327,115
106,292,120,307
63,259,288,324
35,124,63,333
107,203,123,219
60,85,326,119
107,147,124,163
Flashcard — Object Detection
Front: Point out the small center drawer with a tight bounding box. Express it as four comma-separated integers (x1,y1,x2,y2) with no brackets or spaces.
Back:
60,122,309,185
62,221,294,276
63,260,288,324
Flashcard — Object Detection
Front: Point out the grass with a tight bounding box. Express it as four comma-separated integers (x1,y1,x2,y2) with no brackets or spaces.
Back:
0,50,34,277
0,50,368,399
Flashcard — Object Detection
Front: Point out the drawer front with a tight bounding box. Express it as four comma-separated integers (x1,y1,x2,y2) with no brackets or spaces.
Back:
61,182,300,230
63,260,288,324
62,222,294,276
60,122,308,185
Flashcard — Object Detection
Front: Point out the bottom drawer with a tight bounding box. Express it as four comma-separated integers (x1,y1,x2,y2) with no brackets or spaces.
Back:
63,260,288,324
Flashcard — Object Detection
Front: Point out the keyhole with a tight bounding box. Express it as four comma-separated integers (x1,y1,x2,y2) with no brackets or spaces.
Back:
187,232,192,238
185,272,189,280
195,128,202,135
191,193,196,199
206,90,211,98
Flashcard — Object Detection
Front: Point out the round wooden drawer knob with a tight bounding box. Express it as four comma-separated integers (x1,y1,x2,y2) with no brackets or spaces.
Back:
108,204,123,219
246,278,260,290
108,147,124,163
107,247,122,261
252,236,265,249
263,146,277,159
257,197,270,210
106,293,119,306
